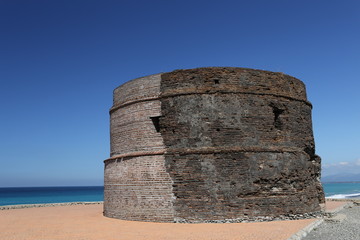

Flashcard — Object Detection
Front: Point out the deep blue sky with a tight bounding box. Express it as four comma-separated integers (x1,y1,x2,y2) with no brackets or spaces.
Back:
1,0,359,187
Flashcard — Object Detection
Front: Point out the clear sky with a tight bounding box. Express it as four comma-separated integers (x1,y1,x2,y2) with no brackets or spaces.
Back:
1,0,359,187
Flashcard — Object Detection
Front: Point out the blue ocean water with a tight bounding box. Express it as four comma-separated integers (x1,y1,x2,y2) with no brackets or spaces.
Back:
0,183,359,206
0,186,103,206
323,182,360,199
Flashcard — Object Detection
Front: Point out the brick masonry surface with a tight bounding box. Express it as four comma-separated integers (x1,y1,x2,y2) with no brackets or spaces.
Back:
104,67,325,222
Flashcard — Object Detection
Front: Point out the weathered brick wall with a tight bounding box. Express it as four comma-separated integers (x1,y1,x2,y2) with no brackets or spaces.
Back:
112,73,162,108
110,101,164,156
104,67,325,222
104,74,174,221
109,74,164,156
104,155,174,222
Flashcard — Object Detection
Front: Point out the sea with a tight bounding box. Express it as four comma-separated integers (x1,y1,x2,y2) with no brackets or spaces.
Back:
0,186,103,206
322,182,360,199
0,183,360,206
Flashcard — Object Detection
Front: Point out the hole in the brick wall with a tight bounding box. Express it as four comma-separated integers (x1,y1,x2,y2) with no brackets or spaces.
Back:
214,79,220,84
271,105,284,130
303,146,314,157
216,128,220,131
150,116,161,132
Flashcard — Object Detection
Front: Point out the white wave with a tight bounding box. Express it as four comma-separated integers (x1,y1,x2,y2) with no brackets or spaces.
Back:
327,193,360,199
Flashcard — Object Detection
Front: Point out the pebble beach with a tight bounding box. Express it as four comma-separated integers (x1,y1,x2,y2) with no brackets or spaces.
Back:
303,200,360,240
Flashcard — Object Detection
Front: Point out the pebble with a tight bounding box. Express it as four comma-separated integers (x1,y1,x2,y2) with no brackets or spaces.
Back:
174,211,323,223
303,203,360,240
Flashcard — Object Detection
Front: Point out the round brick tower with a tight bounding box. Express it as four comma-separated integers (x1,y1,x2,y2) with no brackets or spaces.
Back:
104,67,325,222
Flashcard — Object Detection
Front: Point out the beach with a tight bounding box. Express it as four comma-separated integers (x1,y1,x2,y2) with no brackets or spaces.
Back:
0,200,353,240
303,200,360,240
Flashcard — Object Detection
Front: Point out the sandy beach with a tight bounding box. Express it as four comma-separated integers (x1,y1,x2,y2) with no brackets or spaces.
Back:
0,200,350,240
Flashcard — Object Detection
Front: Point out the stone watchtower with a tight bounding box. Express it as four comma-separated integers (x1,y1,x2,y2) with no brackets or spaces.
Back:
104,67,325,223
